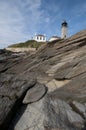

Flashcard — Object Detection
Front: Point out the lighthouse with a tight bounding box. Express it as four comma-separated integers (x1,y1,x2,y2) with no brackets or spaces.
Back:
61,20,68,39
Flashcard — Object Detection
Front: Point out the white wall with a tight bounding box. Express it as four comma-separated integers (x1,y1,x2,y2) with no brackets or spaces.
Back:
61,26,68,39
49,37,59,42
34,35,46,42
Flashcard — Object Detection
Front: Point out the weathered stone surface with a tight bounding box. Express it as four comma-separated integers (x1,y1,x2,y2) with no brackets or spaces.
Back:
46,79,70,92
70,101,86,119
46,62,67,76
9,97,45,130
23,83,47,104
0,73,36,130
9,95,84,130
0,30,86,130
43,96,84,130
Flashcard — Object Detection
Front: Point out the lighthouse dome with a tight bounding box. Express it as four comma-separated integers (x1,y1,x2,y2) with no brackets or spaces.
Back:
62,20,68,27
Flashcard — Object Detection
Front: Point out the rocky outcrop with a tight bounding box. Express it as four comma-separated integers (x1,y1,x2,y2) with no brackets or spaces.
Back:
0,73,36,130
6,47,36,53
9,96,85,130
0,30,86,130
23,83,47,104
43,97,84,130
70,101,86,119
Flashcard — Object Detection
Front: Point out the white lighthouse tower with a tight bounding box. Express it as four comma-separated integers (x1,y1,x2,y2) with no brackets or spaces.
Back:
61,20,68,39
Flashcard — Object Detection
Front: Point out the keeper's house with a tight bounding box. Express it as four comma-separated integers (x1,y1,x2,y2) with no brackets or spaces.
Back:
49,36,60,42
34,34,46,42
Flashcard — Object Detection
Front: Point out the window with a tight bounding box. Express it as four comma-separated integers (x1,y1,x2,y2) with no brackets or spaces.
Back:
43,37,45,40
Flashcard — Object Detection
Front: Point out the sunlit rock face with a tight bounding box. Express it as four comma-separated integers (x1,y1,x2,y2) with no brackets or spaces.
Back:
0,30,86,130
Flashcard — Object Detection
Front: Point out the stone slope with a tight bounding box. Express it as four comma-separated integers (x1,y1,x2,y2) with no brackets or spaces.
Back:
0,30,86,130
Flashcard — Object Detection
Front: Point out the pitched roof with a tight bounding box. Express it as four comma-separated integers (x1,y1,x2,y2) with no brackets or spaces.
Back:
51,36,60,38
35,34,45,37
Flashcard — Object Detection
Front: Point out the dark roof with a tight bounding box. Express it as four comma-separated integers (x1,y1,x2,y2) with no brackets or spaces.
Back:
35,34,45,37
51,36,60,38
62,20,68,27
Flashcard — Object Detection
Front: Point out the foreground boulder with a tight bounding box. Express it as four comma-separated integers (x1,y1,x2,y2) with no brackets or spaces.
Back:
0,74,36,130
23,83,47,104
9,96,84,130
0,30,86,130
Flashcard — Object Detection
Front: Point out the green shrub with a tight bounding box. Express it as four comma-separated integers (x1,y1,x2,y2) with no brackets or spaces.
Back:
9,40,46,49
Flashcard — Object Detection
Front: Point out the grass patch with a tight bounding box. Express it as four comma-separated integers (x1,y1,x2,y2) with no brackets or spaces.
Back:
8,40,46,50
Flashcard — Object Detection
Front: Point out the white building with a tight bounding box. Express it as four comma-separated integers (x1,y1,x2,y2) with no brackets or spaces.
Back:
61,20,68,39
49,36,60,42
34,34,46,42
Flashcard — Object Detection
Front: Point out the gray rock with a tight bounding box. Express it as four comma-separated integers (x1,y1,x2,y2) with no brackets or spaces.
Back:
0,30,86,130
9,97,45,130
23,83,47,104
70,101,86,119
43,96,84,130
9,95,84,130
0,73,36,130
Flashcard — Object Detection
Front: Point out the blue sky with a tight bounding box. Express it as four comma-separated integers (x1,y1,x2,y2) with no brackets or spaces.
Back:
0,0,86,49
